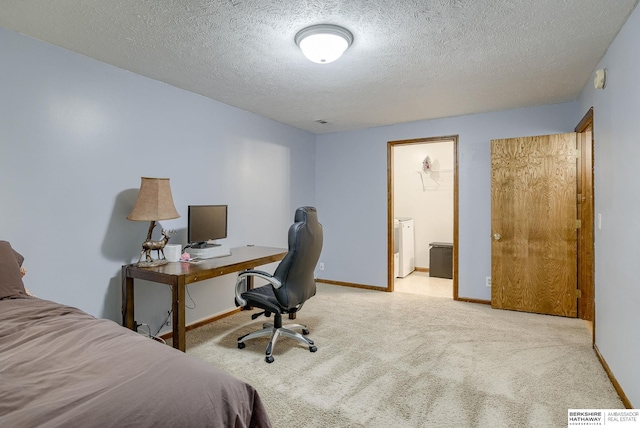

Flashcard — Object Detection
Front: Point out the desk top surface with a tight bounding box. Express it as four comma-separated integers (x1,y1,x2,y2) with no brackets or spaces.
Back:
124,245,287,282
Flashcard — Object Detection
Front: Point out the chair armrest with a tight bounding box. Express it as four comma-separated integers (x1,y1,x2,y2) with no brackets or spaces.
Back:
234,270,283,307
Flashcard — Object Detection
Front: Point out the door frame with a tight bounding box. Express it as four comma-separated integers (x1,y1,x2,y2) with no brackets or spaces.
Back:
387,135,459,297
575,108,596,342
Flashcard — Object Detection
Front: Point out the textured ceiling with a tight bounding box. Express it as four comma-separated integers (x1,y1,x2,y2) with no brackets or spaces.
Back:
0,0,638,133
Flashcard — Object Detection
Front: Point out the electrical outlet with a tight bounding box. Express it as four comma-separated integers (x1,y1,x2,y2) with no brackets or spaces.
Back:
486,276,491,288
319,262,325,271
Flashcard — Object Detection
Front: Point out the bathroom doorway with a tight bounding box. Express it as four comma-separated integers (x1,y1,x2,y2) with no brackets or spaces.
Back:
387,136,459,298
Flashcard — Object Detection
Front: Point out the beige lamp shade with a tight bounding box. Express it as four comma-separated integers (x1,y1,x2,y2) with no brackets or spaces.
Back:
127,177,180,221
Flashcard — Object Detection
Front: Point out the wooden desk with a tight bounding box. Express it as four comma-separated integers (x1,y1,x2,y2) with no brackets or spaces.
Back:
122,246,287,352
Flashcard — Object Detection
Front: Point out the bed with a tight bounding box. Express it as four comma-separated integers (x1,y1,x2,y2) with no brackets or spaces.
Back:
0,241,271,428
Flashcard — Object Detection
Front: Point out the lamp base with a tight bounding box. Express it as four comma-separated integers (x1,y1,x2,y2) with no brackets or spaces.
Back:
135,259,169,268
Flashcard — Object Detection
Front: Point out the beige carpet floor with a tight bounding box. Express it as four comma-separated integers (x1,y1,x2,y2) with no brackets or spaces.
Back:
185,283,623,427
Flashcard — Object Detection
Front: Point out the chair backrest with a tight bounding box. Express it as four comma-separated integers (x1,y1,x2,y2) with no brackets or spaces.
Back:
272,206,323,311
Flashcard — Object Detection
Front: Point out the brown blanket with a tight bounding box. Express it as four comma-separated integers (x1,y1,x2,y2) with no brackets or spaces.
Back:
0,297,271,428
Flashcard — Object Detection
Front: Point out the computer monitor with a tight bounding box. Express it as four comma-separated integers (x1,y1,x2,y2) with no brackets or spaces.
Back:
187,205,227,248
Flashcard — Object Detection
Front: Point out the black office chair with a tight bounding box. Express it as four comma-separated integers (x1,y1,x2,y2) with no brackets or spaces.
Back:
234,206,323,363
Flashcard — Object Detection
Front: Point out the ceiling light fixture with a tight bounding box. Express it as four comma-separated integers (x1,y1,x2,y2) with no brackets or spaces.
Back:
295,24,353,64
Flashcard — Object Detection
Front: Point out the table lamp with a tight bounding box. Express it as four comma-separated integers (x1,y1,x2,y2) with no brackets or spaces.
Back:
127,177,180,267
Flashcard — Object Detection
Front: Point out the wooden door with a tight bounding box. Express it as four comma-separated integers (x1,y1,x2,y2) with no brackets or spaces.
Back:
491,133,578,317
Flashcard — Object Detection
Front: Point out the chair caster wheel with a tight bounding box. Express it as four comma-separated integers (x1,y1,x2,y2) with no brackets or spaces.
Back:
302,329,310,335
309,346,317,353
265,356,274,363
238,342,245,349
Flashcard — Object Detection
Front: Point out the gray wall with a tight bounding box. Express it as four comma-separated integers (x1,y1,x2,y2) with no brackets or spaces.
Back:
577,4,640,407
315,102,577,296
0,27,316,334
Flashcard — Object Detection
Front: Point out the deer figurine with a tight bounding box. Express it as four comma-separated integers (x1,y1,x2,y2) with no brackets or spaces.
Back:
138,229,175,263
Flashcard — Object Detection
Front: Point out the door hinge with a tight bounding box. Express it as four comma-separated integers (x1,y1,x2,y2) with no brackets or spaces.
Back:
576,289,582,298
576,219,582,229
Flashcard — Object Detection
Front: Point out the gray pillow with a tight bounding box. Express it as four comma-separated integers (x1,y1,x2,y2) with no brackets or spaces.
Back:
0,240,26,299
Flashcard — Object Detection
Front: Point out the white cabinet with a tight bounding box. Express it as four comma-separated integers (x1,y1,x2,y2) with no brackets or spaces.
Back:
393,219,400,278
396,217,415,277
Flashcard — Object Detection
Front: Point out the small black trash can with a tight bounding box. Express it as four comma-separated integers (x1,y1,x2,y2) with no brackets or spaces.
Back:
429,242,453,279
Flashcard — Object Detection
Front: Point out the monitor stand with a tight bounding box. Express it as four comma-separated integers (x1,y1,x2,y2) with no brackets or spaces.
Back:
187,244,230,259
190,242,221,249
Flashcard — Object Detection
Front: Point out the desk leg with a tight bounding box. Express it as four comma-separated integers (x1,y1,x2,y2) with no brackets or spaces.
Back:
172,278,186,352
244,275,253,310
122,266,135,330
246,275,253,292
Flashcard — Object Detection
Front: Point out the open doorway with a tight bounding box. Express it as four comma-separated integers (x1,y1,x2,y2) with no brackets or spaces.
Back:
387,136,459,298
